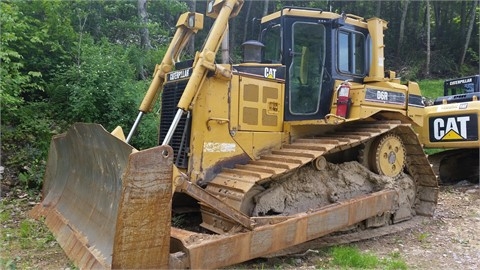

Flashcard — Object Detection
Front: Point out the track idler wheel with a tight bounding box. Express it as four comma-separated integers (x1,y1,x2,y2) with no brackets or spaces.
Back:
360,133,406,178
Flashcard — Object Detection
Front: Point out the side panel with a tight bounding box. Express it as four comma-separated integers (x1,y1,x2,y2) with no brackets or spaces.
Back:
190,73,286,184
237,75,284,132
406,81,425,127
329,81,409,121
190,76,249,184
421,101,480,148
232,131,285,159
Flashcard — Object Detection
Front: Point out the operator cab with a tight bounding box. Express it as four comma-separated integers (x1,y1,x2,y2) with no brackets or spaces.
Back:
433,75,480,105
250,7,371,121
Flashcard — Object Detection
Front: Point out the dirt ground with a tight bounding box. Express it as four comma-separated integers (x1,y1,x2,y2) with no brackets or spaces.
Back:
243,181,480,270
355,183,480,270
1,181,479,269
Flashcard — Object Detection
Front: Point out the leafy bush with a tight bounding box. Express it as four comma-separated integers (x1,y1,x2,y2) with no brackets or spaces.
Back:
49,37,142,128
1,102,57,188
48,36,163,150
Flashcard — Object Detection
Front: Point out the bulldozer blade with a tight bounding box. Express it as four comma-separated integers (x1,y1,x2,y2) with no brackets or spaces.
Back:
30,123,174,269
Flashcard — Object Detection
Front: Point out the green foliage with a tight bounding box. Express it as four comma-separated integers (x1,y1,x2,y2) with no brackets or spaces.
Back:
70,0,187,47
1,102,55,188
129,110,161,150
0,258,17,270
0,2,33,110
396,60,423,81
1,1,76,97
459,48,479,76
429,50,458,77
1,1,76,188
48,36,164,150
1,0,478,193
50,37,139,129
418,79,444,99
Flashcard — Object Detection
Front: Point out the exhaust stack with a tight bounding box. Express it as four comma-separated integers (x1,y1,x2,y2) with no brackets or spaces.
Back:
365,18,388,82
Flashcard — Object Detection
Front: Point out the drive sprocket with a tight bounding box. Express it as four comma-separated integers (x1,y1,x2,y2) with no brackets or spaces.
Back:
360,133,406,178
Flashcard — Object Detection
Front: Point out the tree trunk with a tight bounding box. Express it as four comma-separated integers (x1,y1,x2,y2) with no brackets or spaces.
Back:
433,3,442,42
138,0,151,50
76,13,87,68
229,17,236,63
222,25,229,64
376,0,382,17
187,0,196,57
243,0,253,42
410,1,420,40
459,0,478,67
426,0,431,76
263,0,269,17
397,0,410,57
460,1,467,41
138,0,151,80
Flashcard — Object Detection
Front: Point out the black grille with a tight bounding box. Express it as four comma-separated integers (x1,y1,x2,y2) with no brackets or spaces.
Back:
159,80,191,168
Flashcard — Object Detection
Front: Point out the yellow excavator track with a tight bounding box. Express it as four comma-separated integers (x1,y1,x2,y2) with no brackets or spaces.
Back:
428,148,479,184
202,120,438,233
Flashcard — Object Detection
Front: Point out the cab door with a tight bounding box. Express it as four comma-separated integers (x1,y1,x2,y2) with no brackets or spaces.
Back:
284,20,329,121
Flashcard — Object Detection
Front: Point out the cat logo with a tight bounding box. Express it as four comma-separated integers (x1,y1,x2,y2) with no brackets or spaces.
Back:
429,114,478,142
264,67,277,79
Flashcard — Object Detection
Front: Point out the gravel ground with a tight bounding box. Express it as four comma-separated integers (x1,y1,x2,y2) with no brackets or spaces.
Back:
2,181,479,269
236,182,480,269
355,182,480,270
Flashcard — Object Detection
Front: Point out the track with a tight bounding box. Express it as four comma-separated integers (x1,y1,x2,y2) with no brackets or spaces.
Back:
428,148,479,184
202,120,438,233
265,216,429,258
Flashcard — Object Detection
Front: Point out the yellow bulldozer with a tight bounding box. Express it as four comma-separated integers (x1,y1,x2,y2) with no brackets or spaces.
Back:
31,1,441,268
418,75,479,184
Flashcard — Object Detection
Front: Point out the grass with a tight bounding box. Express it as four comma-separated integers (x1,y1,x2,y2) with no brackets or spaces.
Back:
417,232,429,242
0,197,64,269
417,79,444,99
230,245,409,269
328,246,408,269
330,246,379,268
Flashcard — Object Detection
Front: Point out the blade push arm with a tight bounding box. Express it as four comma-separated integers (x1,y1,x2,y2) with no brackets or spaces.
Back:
162,0,244,146
126,12,204,143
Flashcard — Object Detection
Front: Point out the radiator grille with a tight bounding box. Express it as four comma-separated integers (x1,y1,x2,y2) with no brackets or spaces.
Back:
159,80,190,168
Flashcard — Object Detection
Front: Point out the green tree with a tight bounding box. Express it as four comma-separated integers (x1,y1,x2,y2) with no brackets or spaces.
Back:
1,0,76,188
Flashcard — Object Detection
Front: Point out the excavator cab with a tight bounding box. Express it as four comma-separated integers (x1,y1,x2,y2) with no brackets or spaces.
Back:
433,75,480,104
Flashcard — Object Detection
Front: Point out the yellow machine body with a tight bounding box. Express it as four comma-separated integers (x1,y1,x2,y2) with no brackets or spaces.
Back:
31,1,440,268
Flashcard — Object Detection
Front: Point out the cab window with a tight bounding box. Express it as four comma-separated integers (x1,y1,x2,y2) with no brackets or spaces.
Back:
263,24,282,63
337,30,365,75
